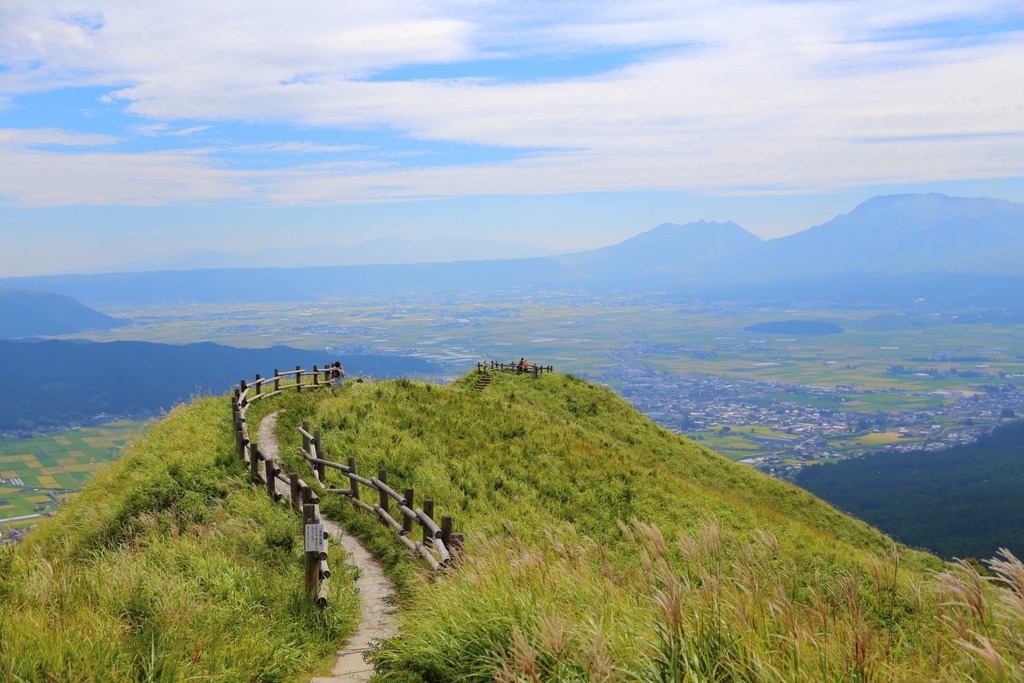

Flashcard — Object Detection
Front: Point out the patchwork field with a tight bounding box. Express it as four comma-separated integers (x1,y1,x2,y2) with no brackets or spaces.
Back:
689,424,797,460
66,300,1024,386
0,421,148,530
50,299,1024,471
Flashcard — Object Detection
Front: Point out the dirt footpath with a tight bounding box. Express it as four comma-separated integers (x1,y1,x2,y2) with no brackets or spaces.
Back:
257,411,398,683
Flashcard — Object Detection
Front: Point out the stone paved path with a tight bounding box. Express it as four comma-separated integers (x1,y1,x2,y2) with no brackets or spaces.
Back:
257,410,398,683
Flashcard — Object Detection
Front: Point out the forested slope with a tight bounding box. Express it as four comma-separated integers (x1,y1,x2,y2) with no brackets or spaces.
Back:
797,420,1024,561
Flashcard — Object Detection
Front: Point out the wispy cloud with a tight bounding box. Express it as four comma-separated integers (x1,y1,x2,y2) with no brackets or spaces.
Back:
131,123,212,137
0,128,119,147
0,146,249,207
231,142,372,154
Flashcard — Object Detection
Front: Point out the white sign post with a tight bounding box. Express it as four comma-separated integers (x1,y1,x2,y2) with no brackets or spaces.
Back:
305,523,325,553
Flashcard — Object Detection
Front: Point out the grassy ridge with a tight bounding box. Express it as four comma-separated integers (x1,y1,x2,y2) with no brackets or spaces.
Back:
269,372,1022,681
0,397,359,683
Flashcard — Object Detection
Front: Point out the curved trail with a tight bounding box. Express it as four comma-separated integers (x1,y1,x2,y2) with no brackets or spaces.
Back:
257,411,397,683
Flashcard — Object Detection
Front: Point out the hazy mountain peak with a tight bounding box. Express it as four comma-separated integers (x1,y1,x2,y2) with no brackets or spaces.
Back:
603,219,761,252
820,193,1022,233
643,219,756,237
556,219,762,280
719,193,1024,281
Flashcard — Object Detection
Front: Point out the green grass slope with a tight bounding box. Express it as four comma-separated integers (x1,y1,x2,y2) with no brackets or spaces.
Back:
0,397,358,683
264,372,1023,682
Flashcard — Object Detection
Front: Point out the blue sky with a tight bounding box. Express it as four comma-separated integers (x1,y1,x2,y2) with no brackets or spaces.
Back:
1,0,1022,276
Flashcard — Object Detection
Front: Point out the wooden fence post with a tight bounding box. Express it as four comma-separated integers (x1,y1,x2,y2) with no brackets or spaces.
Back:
290,473,301,513
378,469,389,513
302,421,310,455
347,456,359,500
264,458,278,501
303,503,318,600
235,428,244,460
441,515,453,547
274,368,280,392
255,373,261,395
250,444,261,482
402,487,414,534
295,365,302,392
314,430,325,484
302,484,320,506
422,499,434,544
313,365,319,386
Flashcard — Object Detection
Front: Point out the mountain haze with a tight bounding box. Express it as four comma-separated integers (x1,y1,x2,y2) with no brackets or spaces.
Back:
89,235,560,273
4,194,1022,305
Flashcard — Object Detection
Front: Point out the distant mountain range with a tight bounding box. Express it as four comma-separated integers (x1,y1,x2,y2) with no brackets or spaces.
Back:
4,194,1022,306
0,288,127,338
86,235,562,273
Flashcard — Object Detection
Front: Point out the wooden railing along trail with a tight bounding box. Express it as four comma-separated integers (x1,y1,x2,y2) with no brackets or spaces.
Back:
475,360,554,377
231,363,460,606
297,422,461,571
233,365,338,606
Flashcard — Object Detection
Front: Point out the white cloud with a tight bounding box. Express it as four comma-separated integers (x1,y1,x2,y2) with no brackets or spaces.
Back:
0,1,472,94
0,0,1022,206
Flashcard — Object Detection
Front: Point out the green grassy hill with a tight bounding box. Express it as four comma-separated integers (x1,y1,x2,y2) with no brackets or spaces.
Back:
4,371,1024,682
259,371,1023,682
0,397,358,683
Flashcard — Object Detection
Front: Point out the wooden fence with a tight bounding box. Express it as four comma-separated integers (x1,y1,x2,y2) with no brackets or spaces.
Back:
231,363,459,605
476,360,554,377
233,364,341,606
296,422,461,571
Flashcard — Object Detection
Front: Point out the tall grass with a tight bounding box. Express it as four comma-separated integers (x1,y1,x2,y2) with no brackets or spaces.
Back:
254,372,1024,681
0,397,359,683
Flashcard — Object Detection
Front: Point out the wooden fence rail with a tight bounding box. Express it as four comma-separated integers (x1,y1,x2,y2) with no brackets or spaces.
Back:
475,360,554,377
231,362,458,606
232,364,342,607
238,363,343,407
296,425,460,571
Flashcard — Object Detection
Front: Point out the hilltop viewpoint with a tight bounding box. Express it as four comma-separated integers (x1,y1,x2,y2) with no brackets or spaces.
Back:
3,369,1023,681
